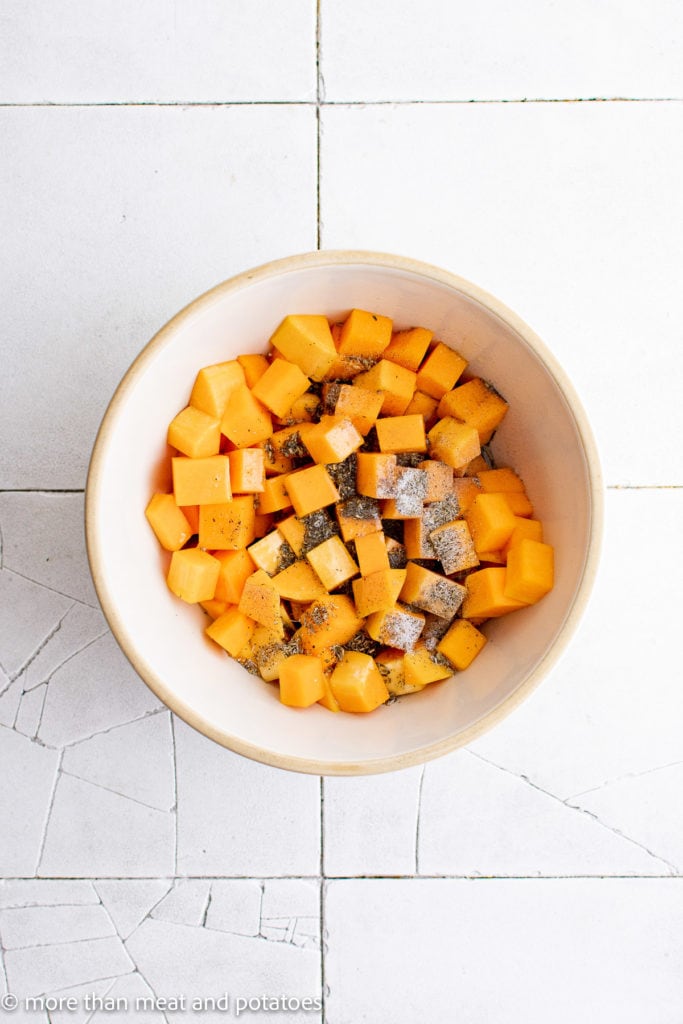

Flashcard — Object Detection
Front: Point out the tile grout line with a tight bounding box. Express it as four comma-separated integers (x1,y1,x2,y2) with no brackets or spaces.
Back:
0,97,682,108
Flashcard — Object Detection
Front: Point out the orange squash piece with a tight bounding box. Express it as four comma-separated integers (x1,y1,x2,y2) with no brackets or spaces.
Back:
502,517,543,558
329,651,389,713
206,607,256,657
220,384,273,448
375,414,427,454
354,530,390,577
306,536,359,591
167,548,221,603
279,654,327,708
303,415,364,465
465,493,517,553
324,383,384,436
172,455,232,507
228,448,265,493
356,452,397,499
298,595,365,655
190,360,246,419
427,417,481,471
337,308,393,357
437,618,487,670
504,539,554,604
383,326,433,371
237,353,269,388
238,569,284,635
416,342,468,399
399,562,466,619
437,378,508,444
198,495,256,550
285,465,340,518
354,360,417,416
167,406,221,459
365,604,425,651
270,315,337,381
460,567,528,619
404,643,453,687
251,358,310,418
145,493,193,551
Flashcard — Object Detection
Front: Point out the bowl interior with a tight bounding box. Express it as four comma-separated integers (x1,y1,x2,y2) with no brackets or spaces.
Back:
88,255,598,774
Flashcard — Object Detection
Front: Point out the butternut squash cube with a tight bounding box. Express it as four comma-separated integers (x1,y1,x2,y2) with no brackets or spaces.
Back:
167,406,221,459
145,493,193,551
416,342,468,399
404,390,439,427
464,454,490,475
381,466,428,519
335,498,382,541
500,491,535,518
206,607,256,657
228,448,265,493
306,536,359,591
213,548,256,604
318,674,341,712
248,530,290,576
375,414,427,455
352,568,407,617
237,352,269,388
504,539,554,604
277,515,306,557
404,644,453,687
200,598,228,620
167,548,221,603
477,550,507,565
399,561,466,619
180,504,200,534
299,595,365,654
285,465,340,518
354,530,390,577
279,654,326,708
238,569,284,635
403,516,437,559
251,358,310,418
270,314,337,381
375,648,423,696
329,651,389,713
427,417,481,470
502,517,543,558
356,452,397,499
337,308,393,357
253,512,273,538
354,360,417,416
437,378,509,444
281,392,320,424
257,474,294,515
418,460,453,502
437,618,487,669
461,567,528,619
478,467,526,493
254,630,292,682
320,353,368,382
190,360,245,419
429,519,479,575
198,495,256,550
303,415,364,465
365,603,425,651
325,384,384,436
172,455,232,507
452,476,483,514
220,384,273,448
273,560,328,601
383,326,433,371
257,439,293,477
465,493,517,553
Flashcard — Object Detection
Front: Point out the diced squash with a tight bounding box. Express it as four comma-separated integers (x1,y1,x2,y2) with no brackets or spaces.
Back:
180,504,200,534
437,378,508,444
465,493,517,553
220,384,273,448
465,454,490,475
238,569,284,635
329,651,389,713
251,358,310,418
228,448,265,493
199,598,228,620
404,389,439,427
418,460,453,502
383,326,433,371
500,491,535,518
452,476,483,514
198,495,256,550
279,654,326,708
429,519,479,575
375,648,424,696
318,674,341,712
213,548,256,604
167,548,220,603
416,342,467,398
354,530,390,577
375,414,427,454
270,314,337,381
477,550,507,565
285,464,340,517
145,493,193,551
437,618,487,670
325,383,384,436
404,644,453,687
273,560,328,601
172,455,232,507
337,308,393,357
299,595,365,654
504,539,554,604
190,360,245,419
352,568,407,617
277,515,306,557
320,352,369,382
335,499,382,541
253,511,273,538
478,467,526,493
354,360,417,416
303,415,364,465
381,466,428,519
281,392,320,424
248,530,289,576
365,604,425,651
427,417,481,470
356,452,397,499
502,517,544,557
257,475,294,515
167,406,221,459
237,353,269,388
399,561,466,619
461,567,528,619
206,607,256,657
403,516,437,559
253,628,292,681
306,536,359,591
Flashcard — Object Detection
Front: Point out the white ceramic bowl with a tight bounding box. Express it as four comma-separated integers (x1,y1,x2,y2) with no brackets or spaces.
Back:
86,251,602,775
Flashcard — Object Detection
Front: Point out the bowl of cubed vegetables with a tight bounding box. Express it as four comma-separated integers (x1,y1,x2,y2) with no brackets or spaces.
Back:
85,250,602,775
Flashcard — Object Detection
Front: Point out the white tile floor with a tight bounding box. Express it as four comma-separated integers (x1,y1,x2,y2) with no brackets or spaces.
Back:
1,2,682,1021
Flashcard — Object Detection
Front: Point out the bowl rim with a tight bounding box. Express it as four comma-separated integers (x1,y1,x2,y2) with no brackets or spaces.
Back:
85,249,604,776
